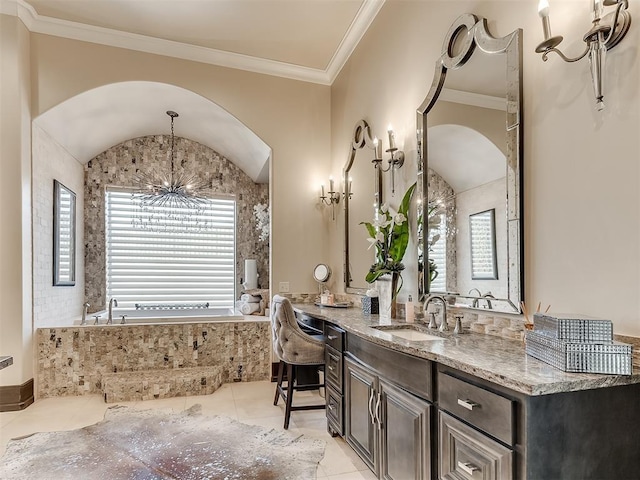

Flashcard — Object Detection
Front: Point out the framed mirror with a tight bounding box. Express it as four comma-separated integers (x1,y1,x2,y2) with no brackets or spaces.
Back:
344,120,382,294
417,14,523,313
53,180,76,286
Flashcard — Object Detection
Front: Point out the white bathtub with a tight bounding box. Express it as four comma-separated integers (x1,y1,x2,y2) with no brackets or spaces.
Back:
77,307,259,325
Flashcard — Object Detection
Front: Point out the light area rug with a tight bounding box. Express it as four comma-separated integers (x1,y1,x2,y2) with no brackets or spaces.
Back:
0,404,326,479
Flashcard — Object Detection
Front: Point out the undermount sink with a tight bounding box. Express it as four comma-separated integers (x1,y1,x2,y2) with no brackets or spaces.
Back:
373,326,444,342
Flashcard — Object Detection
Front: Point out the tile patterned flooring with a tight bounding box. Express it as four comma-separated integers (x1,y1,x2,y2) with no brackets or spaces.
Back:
0,381,376,479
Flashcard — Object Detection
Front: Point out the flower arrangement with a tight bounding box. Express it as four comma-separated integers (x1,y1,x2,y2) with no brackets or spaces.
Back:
360,183,416,294
253,203,269,242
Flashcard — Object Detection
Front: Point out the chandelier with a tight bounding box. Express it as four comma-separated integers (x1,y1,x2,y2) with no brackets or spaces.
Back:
134,110,210,210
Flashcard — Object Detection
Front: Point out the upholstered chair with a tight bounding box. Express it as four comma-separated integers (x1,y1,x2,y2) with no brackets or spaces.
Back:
271,295,325,429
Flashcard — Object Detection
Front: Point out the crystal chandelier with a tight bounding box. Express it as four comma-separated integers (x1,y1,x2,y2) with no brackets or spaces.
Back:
134,110,210,210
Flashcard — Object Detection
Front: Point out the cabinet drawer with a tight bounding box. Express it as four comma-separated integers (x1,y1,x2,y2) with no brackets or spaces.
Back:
325,346,343,390
439,411,513,480
438,372,514,445
326,385,343,435
325,323,344,351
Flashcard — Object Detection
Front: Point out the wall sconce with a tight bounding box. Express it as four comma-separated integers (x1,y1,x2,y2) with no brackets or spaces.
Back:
320,176,340,220
344,176,353,201
372,125,405,195
535,0,631,111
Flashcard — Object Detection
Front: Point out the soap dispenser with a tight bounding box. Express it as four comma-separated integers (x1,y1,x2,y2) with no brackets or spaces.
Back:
406,295,415,323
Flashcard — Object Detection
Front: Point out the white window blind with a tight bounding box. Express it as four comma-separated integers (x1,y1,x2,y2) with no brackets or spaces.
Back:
105,190,236,309
429,217,447,292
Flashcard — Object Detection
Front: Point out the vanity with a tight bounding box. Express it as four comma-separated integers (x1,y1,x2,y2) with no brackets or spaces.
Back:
295,304,640,480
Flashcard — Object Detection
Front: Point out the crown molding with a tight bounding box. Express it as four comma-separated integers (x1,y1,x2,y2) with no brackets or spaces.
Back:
1,0,384,86
440,88,507,111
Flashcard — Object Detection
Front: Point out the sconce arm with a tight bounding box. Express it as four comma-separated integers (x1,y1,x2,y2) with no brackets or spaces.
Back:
541,45,589,63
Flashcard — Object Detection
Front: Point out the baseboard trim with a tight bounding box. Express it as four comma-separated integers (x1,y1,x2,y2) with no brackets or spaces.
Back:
0,378,34,412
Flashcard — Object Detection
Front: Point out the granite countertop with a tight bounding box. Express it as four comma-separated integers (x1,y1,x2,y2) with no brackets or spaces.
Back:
292,303,640,396
0,356,13,370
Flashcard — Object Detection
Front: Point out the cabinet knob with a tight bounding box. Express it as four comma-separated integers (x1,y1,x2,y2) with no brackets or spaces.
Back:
327,335,338,340
458,461,480,475
457,398,480,411
327,365,335,371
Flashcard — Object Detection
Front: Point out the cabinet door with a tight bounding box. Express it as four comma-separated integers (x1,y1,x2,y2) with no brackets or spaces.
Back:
379,378,432,480
345,357,378,473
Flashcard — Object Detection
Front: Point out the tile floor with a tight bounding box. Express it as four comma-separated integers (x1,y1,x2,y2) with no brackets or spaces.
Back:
0,381,376,479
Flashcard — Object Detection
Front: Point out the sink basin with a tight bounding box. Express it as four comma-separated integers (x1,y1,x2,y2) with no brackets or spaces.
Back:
373,326,444,342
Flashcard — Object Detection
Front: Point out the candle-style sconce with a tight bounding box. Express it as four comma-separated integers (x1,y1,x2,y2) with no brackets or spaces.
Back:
344,176,354,201
372,125,405,195
320,176,340,220
535,0,631,111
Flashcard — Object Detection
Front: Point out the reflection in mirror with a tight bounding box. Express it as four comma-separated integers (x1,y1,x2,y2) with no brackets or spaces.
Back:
53,180,76,286
417,14,523,313
344,120,382,294
469,209,497,280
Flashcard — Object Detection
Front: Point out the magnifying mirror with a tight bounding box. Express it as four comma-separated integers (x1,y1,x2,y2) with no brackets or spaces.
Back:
313,264,331,283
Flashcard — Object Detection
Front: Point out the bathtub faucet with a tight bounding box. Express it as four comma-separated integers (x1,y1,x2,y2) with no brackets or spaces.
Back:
107,298,118,325
81,302,90,325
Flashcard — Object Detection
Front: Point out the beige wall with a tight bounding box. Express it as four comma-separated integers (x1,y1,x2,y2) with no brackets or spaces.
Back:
0,14,32,386
331,1,640,335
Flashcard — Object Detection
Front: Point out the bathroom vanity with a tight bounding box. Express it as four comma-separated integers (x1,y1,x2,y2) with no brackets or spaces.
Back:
294,304,640,480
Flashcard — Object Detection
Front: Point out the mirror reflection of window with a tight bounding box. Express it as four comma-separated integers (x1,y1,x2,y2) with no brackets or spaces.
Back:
53,180,76,286
469,209,498,280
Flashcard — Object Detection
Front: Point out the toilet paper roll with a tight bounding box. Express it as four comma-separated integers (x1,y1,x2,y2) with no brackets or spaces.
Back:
239,302,260,315
244,259,258,290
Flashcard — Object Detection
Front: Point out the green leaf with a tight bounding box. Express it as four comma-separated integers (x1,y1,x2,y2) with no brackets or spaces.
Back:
360,221,377,239
388,183,416,262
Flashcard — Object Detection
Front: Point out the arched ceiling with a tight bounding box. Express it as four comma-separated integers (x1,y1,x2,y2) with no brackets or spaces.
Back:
428,124,505,193
34,81,271,183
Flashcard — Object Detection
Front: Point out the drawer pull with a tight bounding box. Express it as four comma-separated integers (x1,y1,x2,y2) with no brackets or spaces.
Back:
328,403,335,411
458,461,480,475
327,365,335,371
457,398,480,411
327,335,338,340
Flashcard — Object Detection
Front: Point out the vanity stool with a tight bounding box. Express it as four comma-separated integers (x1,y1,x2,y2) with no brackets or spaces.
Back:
271,295,326,429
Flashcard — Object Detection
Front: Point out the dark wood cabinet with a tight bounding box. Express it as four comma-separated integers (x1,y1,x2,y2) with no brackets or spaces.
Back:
324,322,345,437
345,339,433,480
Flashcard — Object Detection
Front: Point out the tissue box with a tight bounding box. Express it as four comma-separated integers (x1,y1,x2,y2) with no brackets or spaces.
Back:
362,296,379,314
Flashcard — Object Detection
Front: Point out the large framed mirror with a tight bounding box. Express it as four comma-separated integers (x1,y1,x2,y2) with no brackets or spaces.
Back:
53,179,76,286
344,120,382,294
417,14,523,313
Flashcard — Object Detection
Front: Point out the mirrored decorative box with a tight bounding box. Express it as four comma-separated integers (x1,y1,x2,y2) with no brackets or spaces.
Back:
533,313,613,342
362,296,379,315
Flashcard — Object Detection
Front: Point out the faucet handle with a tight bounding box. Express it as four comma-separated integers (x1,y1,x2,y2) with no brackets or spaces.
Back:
93,315,101,325
454,314,464,334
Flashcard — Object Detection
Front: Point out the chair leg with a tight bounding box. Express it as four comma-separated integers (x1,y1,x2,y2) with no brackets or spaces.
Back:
273,360,285,406
284,362,295,429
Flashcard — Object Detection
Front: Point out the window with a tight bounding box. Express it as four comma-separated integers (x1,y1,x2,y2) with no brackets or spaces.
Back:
470,208,498,280
105,189,236,309
429,215,447,292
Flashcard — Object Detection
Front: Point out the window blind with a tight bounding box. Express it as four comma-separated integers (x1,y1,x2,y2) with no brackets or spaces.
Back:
105,189,236,309
429,218,447,292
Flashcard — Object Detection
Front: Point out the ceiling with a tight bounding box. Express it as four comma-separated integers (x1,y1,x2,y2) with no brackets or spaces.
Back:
3,0,385,184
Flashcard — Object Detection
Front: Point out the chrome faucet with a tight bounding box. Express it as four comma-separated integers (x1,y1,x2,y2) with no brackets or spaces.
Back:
107,298,118,325
482,292,495,309
81,302,90,325
424,294,448,332
468,288,482,308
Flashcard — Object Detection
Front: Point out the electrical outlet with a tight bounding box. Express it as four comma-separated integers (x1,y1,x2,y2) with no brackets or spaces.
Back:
279,281,290,293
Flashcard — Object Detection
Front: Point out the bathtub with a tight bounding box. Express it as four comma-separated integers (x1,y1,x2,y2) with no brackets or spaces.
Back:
77,307,257,325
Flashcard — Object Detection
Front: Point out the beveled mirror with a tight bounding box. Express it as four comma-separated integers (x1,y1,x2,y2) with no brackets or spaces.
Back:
344,120,382,294
53,179,76,286
417,14,523,313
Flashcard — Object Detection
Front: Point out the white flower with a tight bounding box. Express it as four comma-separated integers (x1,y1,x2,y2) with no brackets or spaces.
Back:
380,203,389,214
373,217,391,229
366,232,384,249
394,213,406,224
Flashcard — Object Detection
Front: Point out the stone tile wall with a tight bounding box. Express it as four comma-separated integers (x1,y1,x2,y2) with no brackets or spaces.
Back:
36,320,271,398
84,135,269,312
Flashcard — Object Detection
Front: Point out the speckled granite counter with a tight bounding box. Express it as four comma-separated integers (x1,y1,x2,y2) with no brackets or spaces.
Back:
292,303,640,396
0,356,13,370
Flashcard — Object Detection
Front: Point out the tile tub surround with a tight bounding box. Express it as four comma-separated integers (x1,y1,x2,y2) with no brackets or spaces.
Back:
292,303,640,396
84,135,269,313
37,320,271,399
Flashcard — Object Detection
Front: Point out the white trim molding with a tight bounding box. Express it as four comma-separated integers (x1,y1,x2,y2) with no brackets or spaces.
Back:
1,0,384,85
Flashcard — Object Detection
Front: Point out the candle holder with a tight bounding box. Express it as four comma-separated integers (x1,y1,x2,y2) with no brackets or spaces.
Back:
534,0,631,111
320,178,340,220
372,128,405,195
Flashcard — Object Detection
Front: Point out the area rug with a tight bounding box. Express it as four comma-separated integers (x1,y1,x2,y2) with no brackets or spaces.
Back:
0,405,326,479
